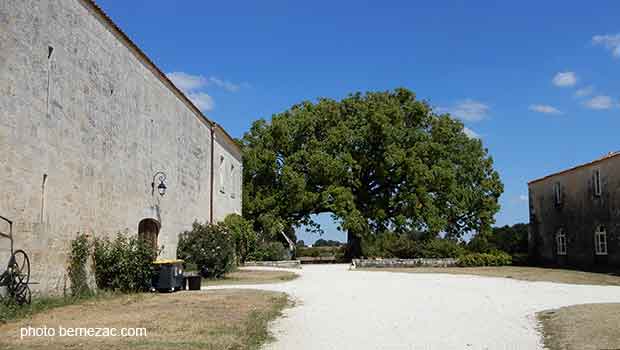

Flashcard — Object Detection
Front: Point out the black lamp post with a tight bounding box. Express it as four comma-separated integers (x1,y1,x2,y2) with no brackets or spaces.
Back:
151,171,167,196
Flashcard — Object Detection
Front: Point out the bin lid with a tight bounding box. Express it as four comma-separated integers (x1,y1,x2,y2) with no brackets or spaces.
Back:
152,259,184,265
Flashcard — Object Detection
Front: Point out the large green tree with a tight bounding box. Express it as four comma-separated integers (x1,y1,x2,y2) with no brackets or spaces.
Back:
241,88,503,256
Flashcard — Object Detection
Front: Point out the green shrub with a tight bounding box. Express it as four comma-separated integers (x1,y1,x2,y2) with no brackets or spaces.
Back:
361,233,414,258
361,235,466,259
419,239,466,258
177,221,236,278
385,235,419,258
247,241,288,261
223,214,257,263
510,253,530,266
67,233,92,297
92,233,156,292
457,251,512,267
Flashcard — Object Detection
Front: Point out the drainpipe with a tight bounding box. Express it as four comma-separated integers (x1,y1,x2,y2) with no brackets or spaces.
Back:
210,125,215,224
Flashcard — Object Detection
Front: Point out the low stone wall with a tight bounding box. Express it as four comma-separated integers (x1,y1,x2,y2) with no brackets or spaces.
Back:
244,260,302,269
352,258,458,269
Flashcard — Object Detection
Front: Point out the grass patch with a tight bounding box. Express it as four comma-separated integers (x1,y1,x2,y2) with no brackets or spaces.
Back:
357,266,620,286
0,291,121,324
0,289,289,350
202,269,298,286
242,293,290,349
538,303,620,350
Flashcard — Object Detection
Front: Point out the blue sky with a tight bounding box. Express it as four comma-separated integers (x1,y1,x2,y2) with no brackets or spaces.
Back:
99,1,620,244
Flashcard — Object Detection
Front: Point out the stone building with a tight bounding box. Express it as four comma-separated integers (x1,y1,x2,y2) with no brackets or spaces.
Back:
528,152,620,268
0,0,242,293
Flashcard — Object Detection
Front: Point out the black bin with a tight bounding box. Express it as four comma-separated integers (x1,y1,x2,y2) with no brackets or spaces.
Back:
152,259,184,292
186,275,202,291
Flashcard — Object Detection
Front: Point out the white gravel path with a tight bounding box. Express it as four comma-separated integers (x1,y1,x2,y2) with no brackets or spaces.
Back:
203,264,620,350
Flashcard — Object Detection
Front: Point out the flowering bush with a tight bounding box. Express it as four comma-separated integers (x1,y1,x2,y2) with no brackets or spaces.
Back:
177,221,236,278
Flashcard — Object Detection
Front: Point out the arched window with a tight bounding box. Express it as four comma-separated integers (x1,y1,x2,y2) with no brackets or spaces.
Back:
595,225,608,255
556,228,566,255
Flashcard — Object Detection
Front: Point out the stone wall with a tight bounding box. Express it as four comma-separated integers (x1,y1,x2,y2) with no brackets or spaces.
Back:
244,260,302,269
351,258,458,269
0,0,242,293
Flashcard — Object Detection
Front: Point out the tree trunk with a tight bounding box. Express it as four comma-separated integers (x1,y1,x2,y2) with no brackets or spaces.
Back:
346,231,362,259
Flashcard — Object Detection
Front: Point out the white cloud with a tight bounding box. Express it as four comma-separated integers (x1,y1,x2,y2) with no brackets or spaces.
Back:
592,33,620,58
575,85,594,97
584,95,614,110
519,195,528,201
208,77,242,92
529,104,562,115
439,99,490,122
463,127,480,139
187,92,215,111
167,72,206,91
552,72,577,87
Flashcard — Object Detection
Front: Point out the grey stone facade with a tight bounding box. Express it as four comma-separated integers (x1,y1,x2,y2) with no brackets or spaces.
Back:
0,0,242,293
528,152,620,268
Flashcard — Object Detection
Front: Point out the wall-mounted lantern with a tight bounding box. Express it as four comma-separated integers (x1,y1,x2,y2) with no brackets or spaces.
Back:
151,171,167,196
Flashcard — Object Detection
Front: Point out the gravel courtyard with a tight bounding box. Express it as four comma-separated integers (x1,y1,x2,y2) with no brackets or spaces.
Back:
203,264,620,350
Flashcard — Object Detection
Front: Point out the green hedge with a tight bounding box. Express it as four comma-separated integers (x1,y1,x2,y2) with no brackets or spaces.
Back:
457,251,512,267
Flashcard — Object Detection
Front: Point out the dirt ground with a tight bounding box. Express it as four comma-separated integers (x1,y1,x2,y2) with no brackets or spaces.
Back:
358,266,620,285
202,269,299,286
0,289,289,350
538,303,620,350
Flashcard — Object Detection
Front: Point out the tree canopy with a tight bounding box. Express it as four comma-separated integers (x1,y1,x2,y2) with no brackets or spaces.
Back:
240,88,503,256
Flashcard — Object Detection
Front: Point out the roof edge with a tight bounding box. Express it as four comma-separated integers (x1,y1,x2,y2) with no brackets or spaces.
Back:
79,0,241,153
528,151,620,185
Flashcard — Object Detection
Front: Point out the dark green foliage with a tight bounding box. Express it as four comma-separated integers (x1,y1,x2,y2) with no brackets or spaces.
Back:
418,239,466,258
241,88,503,256
247,241,289,261
177,221,236,278
361,233,418,258
296,240,306,247
296,246,345,258
467,232,494,253
313,239,343,247
92,233,156,292
224,214,258,263
469,223,529,264
457,251,512,267
511,253,530,266
67,233,92,297
361,234,467,259
488,223,528,255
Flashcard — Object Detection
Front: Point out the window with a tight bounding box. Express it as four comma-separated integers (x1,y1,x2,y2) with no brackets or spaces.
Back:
219,156,225,193
556,229,567,255
230,164,236,198
594,169,601,196
554,182,562,205
595,225,608,255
